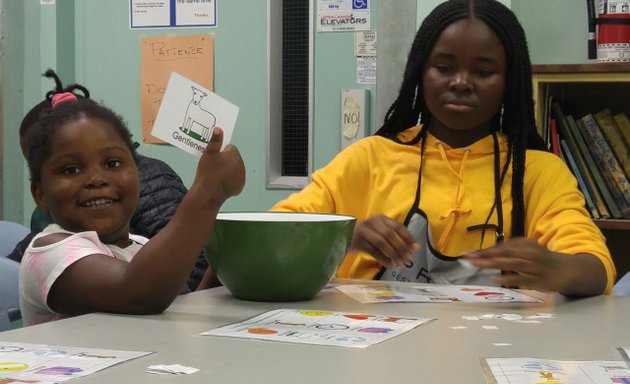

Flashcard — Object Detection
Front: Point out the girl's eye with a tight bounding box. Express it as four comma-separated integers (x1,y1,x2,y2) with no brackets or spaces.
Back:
477,69,494,78
63,166,81,175
106,159,122,168
435,64,451,73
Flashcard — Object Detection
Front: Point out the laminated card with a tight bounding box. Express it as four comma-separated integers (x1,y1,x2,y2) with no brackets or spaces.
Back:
151,71,238,157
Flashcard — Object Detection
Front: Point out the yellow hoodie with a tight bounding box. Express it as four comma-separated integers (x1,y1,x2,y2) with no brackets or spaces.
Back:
272,126,615,292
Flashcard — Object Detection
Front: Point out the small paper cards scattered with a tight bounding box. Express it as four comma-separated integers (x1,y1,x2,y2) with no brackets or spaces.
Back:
481,357,630,384
200,308,433,348
146,364,199,375
335,282,542,304
0,341,151,383
151,71,239,157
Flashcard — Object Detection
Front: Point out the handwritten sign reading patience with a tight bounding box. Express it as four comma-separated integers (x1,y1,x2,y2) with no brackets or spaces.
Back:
140,34,214,143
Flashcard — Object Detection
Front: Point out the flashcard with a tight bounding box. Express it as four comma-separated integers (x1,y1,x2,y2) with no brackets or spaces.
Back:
335,282,542,304
481,358,630,384
0,341,151,383
151,71,239,157
200,309,434,348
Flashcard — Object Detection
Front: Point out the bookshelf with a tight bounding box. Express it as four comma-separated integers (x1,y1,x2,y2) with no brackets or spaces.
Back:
532,63,630,280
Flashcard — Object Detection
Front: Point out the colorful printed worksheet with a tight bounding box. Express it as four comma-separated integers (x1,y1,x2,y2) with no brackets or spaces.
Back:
0,341,151,383
200,309,433,348
335,282,542,304
481,358,630,384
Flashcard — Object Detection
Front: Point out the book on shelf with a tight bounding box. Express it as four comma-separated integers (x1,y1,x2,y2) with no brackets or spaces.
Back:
549,118,560,156
594,109,630,179
559,139,600,219
551,102,610,218
576,116,630,219
566,115,620,219
612,111,630,158
579,114,630,204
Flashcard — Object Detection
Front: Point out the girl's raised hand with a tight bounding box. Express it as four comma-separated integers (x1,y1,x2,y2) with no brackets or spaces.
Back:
193,127,245,207
349,214,419,268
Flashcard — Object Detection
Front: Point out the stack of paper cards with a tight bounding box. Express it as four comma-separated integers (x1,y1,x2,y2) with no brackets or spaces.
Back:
151,71,239,157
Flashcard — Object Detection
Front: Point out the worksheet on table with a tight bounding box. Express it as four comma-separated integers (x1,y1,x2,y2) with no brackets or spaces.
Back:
482,357,630,384
0,341,151,383
200,308,434,348
334,282,542,304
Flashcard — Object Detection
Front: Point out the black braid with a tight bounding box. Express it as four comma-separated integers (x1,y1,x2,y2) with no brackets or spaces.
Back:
375,0,547,238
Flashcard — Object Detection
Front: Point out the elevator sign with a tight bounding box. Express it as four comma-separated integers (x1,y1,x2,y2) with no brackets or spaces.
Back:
318,0,371,32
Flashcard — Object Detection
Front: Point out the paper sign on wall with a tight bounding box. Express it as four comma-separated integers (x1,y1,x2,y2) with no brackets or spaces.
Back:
151,72,239,157
340,89,368,150
140,34,214,143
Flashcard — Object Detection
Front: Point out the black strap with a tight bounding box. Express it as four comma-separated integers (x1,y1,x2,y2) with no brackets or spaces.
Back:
597,17,630,25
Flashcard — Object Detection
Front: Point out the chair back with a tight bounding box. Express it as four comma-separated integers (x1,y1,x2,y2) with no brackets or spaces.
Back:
0,220,30,258
0,258,21,331
613,271,630,296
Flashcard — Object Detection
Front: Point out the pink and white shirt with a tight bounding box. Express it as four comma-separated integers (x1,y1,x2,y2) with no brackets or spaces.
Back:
19,224,147,326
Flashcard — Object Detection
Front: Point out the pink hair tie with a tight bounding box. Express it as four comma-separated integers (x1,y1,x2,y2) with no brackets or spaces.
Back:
51,92,78,109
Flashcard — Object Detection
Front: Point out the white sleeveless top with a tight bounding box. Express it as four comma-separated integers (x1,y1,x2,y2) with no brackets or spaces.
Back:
19,224,147,326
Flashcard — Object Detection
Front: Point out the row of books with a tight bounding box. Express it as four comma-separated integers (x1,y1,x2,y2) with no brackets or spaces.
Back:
548,101,630,220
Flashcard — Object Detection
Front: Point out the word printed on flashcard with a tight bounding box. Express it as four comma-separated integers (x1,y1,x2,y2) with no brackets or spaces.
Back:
200,309,434,348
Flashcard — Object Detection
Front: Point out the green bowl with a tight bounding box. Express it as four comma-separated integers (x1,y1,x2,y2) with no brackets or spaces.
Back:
204,212,356,302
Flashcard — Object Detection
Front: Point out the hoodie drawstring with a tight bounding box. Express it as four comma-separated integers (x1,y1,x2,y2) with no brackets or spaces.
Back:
435,141,471,252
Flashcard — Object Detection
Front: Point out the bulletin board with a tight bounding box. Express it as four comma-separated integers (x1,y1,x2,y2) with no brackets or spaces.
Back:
140,34,214,143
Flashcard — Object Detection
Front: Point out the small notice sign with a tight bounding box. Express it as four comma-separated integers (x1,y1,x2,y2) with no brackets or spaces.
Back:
130,0,217,29
151,72,239,157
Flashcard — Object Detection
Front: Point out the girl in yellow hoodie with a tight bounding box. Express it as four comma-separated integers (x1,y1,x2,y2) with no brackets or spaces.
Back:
273,0,615,297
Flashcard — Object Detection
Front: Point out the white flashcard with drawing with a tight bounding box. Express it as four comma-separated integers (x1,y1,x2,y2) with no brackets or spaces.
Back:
151,71,239,157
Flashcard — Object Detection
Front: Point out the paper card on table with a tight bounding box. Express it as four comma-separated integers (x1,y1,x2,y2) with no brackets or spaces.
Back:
480,357,630,384
200,308,434,349
0,341,151,383
335,282,542,304
151,71,239,157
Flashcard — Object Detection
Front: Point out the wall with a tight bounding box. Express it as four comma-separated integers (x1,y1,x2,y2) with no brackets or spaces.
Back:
0,0,597,225
1,0,378,224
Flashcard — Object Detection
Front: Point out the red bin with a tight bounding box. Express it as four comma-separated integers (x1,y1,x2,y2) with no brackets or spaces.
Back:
597,13,630,62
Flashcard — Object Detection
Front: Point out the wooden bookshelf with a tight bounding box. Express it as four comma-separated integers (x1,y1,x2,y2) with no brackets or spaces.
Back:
532,63,630,280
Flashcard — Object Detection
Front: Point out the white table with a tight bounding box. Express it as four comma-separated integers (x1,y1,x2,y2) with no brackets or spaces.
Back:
1,281,629,383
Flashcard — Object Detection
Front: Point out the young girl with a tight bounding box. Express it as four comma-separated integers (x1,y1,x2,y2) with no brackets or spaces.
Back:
273,0,616,296
20,93,245,325
12,69,212,292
